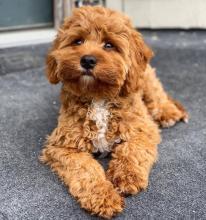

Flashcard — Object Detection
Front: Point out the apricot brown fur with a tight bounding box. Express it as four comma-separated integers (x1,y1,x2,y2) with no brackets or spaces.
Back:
40,6,188,219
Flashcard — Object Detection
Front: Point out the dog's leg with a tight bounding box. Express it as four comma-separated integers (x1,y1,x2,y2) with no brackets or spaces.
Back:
143,65,188,127
40,147,124,218
107,96,160,195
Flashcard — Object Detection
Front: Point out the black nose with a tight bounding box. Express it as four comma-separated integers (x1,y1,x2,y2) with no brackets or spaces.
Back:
80,55,97,69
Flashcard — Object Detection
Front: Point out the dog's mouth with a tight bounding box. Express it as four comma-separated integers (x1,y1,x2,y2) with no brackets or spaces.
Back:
82,69,93,76
62,66,119,88
79,69,95,86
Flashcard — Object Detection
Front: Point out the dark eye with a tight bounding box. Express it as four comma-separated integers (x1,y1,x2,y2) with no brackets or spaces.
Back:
104,42,114,50
72,39,84,46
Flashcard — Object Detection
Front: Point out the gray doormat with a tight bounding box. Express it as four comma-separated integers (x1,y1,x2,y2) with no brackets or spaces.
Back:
0,31,205,219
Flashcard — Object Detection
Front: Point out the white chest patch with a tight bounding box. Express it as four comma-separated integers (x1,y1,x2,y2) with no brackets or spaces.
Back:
87,100,121,156
88,100,110,154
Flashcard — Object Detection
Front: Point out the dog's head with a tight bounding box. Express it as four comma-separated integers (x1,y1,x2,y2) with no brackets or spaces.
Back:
47,6,153,98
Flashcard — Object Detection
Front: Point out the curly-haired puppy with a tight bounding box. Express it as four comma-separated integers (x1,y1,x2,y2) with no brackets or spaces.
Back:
40,6,188,218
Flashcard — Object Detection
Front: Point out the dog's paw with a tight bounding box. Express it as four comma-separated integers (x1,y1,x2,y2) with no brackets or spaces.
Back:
80,180,124,219
107,164,148,196
155,98,189,128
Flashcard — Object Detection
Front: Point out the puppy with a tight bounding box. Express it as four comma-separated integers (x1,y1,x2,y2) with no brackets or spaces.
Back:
40,6,188,219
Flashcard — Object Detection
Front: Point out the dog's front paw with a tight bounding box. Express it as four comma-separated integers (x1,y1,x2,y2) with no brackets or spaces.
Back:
154,99,189,128
80,180,124,219
107,162,148,196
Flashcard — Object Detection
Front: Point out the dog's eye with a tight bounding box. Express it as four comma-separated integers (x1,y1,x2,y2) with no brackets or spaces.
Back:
104,42,114,50
72,39,84,46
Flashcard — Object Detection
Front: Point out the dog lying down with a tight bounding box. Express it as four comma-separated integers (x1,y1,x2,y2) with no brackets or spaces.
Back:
40,6,188,219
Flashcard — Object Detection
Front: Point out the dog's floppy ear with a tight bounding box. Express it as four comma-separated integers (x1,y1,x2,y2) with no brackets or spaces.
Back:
46,37,60,84
121,30,153,95
46,17,74,84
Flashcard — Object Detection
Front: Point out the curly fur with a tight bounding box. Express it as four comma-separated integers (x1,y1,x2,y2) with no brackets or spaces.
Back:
40,6,188,219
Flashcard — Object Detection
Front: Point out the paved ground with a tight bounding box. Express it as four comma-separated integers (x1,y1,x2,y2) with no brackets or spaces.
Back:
0,31,206,220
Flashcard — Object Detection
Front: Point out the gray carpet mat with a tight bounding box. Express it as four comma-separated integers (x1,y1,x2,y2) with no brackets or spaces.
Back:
0,31,205,219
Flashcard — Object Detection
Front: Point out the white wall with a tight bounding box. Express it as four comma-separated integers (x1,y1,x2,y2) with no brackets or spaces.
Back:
106,0,206,28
